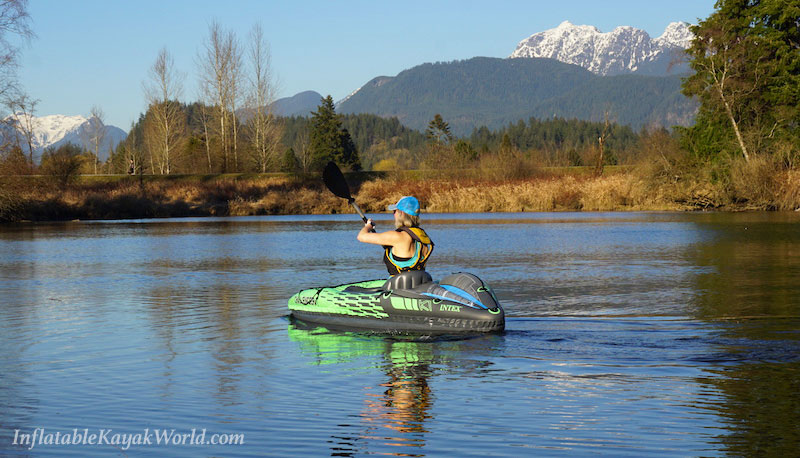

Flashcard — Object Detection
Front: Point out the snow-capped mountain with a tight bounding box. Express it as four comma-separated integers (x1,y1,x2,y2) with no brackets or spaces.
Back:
2,114,127,163
510,21,694,75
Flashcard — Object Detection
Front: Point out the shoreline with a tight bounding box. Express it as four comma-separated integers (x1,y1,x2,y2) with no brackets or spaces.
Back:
2,168,798,223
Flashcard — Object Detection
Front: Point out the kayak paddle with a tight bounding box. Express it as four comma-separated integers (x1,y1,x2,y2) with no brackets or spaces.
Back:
323,161,374,231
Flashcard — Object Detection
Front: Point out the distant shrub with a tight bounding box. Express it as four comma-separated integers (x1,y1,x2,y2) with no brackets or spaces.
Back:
0,146,33,175
0,185,22,222
40,143,84,188
373,158,398,171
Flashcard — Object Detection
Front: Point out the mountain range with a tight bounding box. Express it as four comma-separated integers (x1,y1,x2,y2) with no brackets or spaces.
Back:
2,114,127,163
275,21,698,136
510,21,693,76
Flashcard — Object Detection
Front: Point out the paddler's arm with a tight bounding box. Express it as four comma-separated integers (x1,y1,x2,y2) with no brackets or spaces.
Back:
357,219,405,247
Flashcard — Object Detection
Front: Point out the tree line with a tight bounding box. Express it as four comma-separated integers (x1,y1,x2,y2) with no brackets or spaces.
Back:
109,100,645,175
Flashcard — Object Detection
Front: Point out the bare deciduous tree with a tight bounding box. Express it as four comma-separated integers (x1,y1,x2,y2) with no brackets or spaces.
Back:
124,121,145,176
82,105,106,174
294,128,311,172
143,47,186,174
0,0,35,171
595,111,611,176
197,21,240,172
5,92,37,165
683,19,769,163
229,38,243,171
245,24,282,172
0,0,34,102
195,102,214,172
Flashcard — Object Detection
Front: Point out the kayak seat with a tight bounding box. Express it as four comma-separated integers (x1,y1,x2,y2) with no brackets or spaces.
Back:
383,270,433,291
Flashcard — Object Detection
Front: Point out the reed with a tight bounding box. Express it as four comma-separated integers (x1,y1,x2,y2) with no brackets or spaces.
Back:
775,170,800,211
726,155,780,209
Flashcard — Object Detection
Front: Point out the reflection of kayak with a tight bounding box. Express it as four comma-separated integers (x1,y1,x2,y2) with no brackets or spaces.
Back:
288,271,505,333
286,321,438,366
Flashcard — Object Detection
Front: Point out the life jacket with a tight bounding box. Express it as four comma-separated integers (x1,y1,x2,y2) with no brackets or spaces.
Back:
383,226,434,276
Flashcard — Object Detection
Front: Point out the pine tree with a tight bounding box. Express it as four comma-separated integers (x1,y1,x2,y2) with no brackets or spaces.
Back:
339,128,360,171
308,95,360,171
425,114,453,145
280,147,299,173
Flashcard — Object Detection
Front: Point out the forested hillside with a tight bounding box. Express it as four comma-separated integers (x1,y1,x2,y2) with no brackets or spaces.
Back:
338,57,697,136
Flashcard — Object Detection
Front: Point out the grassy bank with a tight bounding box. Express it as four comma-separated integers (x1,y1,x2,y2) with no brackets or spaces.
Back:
2,163,800,223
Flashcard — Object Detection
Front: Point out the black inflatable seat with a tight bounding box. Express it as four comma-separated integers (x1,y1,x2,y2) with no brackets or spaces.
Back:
383,270,433,291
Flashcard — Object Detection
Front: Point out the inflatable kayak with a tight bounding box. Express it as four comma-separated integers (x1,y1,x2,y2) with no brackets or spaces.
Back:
288,271,505,333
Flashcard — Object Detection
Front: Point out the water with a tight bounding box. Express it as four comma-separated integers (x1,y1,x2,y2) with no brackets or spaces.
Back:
1,212,799,456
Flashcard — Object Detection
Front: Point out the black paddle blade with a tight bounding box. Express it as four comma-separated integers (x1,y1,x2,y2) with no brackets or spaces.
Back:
323,161,352,200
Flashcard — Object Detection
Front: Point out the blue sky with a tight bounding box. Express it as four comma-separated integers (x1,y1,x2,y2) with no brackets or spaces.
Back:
18,0,714,129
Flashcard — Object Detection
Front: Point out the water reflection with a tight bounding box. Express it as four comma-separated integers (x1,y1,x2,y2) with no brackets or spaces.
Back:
690,316,800,455
686,215,800,455
288,322,500,456
360,341,433,455
706,359,800,456
691,215,800,318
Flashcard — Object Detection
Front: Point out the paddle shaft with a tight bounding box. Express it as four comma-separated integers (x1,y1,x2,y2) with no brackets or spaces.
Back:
349,199,369,224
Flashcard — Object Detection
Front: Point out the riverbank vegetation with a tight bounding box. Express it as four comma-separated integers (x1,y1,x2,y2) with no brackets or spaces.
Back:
3,146,800,223
1,0,798,223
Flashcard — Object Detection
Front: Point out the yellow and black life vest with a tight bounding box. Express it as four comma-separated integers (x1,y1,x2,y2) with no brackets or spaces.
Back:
383,227,434,276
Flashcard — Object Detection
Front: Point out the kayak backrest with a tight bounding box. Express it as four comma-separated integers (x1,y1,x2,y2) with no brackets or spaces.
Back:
383,270,433,291
422,272,500,310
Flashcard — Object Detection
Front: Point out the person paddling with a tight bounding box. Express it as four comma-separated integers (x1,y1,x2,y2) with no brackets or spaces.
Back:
357,196,434,276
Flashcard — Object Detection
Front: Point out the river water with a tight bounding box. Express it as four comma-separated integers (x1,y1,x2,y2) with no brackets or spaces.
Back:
1,212,798,456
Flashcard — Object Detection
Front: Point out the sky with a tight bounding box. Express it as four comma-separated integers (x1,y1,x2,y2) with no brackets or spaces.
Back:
17,0,715,130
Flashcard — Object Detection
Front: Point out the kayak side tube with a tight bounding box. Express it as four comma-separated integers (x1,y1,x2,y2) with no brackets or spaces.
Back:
288,274,505,332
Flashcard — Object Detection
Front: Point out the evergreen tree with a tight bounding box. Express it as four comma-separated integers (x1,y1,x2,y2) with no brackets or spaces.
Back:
280,147,299,173
425,114,453,145
682,0,800,161
308,95,360,171
454,139,477,161
500,133,513,151
339,128,360,171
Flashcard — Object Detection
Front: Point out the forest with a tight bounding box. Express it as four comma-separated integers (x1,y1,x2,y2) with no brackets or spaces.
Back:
104,102,643,175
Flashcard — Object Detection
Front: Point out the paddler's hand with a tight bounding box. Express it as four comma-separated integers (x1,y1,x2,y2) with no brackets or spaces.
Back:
358,219,376,237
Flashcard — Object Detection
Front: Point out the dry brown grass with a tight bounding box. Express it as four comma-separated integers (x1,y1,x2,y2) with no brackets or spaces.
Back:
5,158,800,222
356,172,684,214
774,170,800,211
726,155,780,209
422,174,684,213
3,175,345,220
424,178,574,212
6,172,691,221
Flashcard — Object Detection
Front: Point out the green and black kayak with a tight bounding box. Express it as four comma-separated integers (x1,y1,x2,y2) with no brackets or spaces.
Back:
288,271,505,333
